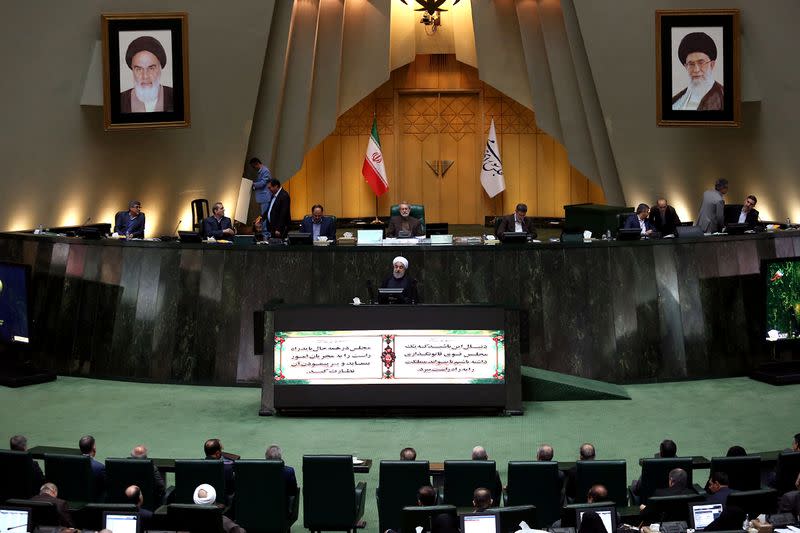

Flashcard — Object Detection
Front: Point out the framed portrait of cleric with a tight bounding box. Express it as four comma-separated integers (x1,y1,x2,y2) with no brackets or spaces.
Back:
656,9,740,127
101,13,190,130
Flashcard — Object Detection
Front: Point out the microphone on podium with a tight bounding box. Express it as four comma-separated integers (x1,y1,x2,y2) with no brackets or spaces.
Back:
366,280,376,304
81,217,92,226
158,219,183,242
173,219,182,236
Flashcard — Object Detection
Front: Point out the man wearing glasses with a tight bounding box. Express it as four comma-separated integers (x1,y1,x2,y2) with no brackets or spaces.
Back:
114,200,146,238
672,31,724,111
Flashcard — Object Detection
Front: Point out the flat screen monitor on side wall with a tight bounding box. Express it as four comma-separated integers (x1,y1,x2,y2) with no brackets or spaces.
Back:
764,257,800,341
0,262,31,346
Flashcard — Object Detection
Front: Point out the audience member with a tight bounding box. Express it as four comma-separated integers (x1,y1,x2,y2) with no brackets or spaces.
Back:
706,471,733,506
565,443,596,500
537,444,566,485
193,484,246,533
417,485,437,506
472,445,503,505
130,444,166,504
204,438,235,498
400,447,417,461
79,435,106,496
578,510,607,533
552,485,610,528
31,482,74,527
639,468,695,517
778,473,800,515
726,445,747,457
472,487,493,512
658,439,678,458
10,434,44,488
124,485,154,527
265,444,299,512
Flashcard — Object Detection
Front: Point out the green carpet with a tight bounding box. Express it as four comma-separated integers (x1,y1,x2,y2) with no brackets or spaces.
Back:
2,376,796,531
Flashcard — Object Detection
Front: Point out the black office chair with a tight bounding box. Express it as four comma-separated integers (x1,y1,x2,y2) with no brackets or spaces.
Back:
233,459,299,533
172,459,226,504
105,458,159,510
303,455,367,533
191,199,210,233
575,460,628,506
6,498,63,528
401,505,458,533
0,450,38,501
643,494,704,524
167,503,225,533
635,458,694,505
710,456,762,491
442,460,498,507
726,489,779,517
505,461,562,528
376,460,431,533
774,452,800,495
489,505,537,533
44,453,95,503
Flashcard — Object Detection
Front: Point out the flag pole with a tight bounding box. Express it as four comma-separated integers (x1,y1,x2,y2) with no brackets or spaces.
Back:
371,109,381,224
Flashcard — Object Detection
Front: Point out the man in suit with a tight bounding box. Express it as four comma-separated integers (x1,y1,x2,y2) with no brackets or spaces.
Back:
31,482,74,527
386,201,424,238
565,443,596,501
114,200,146,238
265,444,298,515
265,178,291,238
203,202,236,240
381,256,419,304
130,445,166,505
300,204,336,241
79,435,105,498
735,195,759,228
249,157,273,224
471,446,503,506
696,179,728,233
400,447,417,460
124,485,154,528
705,471,733,506
639,468,696,522
624,203,655,236
10,434,44,490
649,199,681,236
495,203,537,239
204,438,235,500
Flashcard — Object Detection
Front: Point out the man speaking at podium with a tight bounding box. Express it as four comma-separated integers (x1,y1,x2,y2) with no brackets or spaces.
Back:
380,256,419,304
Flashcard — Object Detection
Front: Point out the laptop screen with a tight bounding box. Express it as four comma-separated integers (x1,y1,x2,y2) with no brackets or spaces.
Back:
0,508,29,533
104,512,138,533
461,513,500,533
578,508,615,533
691,503,723,530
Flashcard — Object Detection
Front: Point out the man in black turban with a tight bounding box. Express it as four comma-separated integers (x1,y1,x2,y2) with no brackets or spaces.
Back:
120,35,174,113
671,31,724,111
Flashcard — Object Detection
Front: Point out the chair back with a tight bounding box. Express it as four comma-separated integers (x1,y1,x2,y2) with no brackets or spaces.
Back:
234,459,295,533
442,460,497,507
167,503,224,533
775,452,800,495
0,450,37,501
173,460,225,504
401,504,457,533
377,460,431,533
489,505,537,533
617,212,630,229
575,460,628,506
505,461,561,527
638,458,694,504
105,458,157,510
710,456,761,491
645,494,704,523
390,204,426,234
76,503,138,530
6,498,62,528
303,455,358,530
726,488,779,517
44,453,94,502
191,199,210,233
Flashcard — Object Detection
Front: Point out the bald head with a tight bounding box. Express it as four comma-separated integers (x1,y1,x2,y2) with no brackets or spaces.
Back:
579,443,596,460
125,485,143,507
587,484,608,503
473,487,493,511
472,446,488,460
40,483,58,497
537,444,554,461
131,445,148,458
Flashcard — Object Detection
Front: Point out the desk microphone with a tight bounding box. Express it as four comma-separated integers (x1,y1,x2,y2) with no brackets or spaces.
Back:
366,280,376,304
81,217,92,226
173,219,182,235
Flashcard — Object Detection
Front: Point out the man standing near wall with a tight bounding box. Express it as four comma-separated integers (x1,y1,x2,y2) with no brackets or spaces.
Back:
696,179,728,233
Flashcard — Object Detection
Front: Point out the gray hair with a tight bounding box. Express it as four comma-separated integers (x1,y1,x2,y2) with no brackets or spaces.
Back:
471,446,488,460
537,444,554,461
265,444,282,460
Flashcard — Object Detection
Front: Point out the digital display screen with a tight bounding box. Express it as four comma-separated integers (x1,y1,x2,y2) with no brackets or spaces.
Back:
0,508,29,533
764,258,800,340
104,514,138,533
0,263,30,345
692,503,722,530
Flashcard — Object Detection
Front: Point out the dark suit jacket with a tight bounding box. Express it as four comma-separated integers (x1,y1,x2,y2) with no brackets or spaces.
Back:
381,274,419,304
300,216,336,240
386,215,423,238
496,214,537,239
31,493,74,527
114,211,146,238
624,213,654,233
742,208,759,227
203,215,234,239
205,456,236,497
265,188,291,237
648,205,681,236
284,465,298,497
706,486,733,506
652,486,696,497
84,455,106,497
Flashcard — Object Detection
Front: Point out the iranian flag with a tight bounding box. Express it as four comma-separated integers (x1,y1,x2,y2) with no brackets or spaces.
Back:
362,117,388,196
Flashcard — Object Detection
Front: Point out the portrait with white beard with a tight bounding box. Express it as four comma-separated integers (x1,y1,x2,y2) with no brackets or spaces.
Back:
670,28,724,111
118,31,174,113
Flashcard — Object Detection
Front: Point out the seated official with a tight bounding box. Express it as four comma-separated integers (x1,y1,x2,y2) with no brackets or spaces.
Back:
380,256,419,304
495,203,537,239
648,199,681,236
386,201,423,238
736,195,759,228
114,200,146,238
203,202,236,240
624,203,655,236
299,204,336,241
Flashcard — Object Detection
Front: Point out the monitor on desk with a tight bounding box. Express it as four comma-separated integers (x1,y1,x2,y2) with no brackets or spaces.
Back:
500,231,528,243
104,511,139,533
576,506,616,533
0,507,30,533
617,228,642,241
690,503,722,530
178,231,203,243
378,287,405,305
724,223,749,235
287,232,313,245
461,513,500,533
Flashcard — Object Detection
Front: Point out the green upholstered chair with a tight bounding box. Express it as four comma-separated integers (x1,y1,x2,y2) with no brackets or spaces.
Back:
442,460,497,507
710,456,762,491
643,494,704,524
167,503,225,533
505,461,561,528
303,455,366,533
376,460,431,533
105,458,159,510
75,503,138,530
489,505,537,533
635,457,694,505
575,460,628,506
44,453,95,503
726,488,779,516
233,459,298,533
0,450,38,501
389,204,426,234
172,460,225,504
775,451,800,495
400,504,457,533
6,498,63,528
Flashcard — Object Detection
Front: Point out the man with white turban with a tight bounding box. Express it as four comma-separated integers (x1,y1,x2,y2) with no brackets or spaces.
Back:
192,484,246,533
379,256,419,304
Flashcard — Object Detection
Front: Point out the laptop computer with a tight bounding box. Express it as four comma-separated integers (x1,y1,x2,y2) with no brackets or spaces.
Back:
460,512,500,533
576,506,617,533
689,503,723,530
103,511,139,533
0,506,30,533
